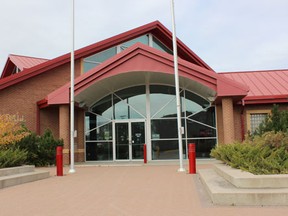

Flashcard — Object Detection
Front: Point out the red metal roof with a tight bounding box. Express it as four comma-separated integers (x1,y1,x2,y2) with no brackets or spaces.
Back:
9,54,48,70
220,70,288,104
1,54,48,78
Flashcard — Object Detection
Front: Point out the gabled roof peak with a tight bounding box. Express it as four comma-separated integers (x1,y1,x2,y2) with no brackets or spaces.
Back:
1,54,49,78
0,20,212,89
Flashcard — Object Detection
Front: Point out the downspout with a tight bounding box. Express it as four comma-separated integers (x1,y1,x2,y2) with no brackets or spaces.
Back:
240,99,245,141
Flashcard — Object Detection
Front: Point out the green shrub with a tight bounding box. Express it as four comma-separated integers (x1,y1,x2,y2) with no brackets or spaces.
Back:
15,129,63,167
255,105,288,136
211,131,288,175
0,147,27,168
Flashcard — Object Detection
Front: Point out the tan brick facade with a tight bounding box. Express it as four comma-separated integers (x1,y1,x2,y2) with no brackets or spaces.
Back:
221,97,235,144
76,109,85,162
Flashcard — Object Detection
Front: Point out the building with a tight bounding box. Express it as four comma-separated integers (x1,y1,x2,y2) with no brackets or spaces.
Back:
0,21,287,164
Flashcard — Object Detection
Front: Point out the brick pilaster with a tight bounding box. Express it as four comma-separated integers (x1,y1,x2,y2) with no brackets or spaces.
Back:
222,97,235,144
76,109,85,162
59,105,70,165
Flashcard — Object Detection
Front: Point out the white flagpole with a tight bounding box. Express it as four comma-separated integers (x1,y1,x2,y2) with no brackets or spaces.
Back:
171,0,185,172
69,0,76,173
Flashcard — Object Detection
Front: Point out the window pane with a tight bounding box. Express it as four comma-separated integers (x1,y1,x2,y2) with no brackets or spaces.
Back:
250,113,267,133
152,140,186,160
114,99,129,120
83,47,117,73
114,86,146,119
186,120,216,138
120,35,149,51
151,119,178,139
86,142,113,161
150,85,177,118
91,95,113,119
83,61,99,72
152,36,172,54
187,139,217,158
188,107,216,127
85,47,117,63
128,94,146,118
85,121,112,141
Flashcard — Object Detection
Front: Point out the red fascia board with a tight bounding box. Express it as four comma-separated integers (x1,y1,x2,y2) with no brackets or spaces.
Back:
75,43,217,94
46,43,218,105
1,58,14,78
0,55,70,90
242,95,288,105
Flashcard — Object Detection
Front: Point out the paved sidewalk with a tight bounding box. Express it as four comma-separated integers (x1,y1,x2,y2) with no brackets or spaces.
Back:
0,163,287,216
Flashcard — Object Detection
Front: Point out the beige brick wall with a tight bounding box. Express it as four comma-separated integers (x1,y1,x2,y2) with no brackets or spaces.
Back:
221,97,235,144
0,59,82,133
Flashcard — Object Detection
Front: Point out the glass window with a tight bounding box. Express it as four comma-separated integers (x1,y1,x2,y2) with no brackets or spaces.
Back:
188,107,216,128
83,61,98,73
85,121,112,141
86,142,113,161
83,47,117,73
151,119,178,139
150,85,177,118
120,35,149,51
187,139,217,158
152,140,186,160
114,98,129,120
152,36,172,54
186,119,216,138
250,113,267,133
113,86,146,119
91,95,113,120
184,91,210,116
85,47,117,63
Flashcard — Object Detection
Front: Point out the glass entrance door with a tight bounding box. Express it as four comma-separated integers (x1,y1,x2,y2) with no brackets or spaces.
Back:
115,121,145,160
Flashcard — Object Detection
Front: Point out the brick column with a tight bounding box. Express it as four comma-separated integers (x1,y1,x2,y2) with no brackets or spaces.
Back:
76,109,85,162
222,97,235,144
59,105,70,165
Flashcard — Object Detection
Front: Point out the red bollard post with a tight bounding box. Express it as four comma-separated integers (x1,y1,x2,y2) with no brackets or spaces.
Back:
56,146,63,176
143,144,147,164
189,143,196,174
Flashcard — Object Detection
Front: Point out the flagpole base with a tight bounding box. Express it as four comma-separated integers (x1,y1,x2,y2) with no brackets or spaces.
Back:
68,168,76,173
177,167,186,172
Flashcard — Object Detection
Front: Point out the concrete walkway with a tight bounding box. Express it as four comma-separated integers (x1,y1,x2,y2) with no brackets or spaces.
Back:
0,163,287,216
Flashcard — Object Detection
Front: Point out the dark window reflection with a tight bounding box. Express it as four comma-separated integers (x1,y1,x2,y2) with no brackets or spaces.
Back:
152,140,186,160
187,139,217,158
86,142,113,161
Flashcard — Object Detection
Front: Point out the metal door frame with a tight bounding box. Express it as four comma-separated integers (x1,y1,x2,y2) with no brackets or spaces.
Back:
113,119,146,161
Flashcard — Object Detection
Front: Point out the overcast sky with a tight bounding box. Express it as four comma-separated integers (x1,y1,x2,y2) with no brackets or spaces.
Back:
1,0,288,75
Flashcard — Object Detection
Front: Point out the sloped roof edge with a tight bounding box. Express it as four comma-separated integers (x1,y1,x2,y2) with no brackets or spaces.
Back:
45,43,246,106
1,54,49,79
0,21,213,90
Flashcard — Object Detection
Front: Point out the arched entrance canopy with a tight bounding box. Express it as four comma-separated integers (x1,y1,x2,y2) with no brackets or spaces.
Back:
44,43,247,107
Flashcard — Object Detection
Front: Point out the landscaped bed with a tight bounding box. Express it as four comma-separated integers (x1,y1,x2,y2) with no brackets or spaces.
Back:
211,105,288,175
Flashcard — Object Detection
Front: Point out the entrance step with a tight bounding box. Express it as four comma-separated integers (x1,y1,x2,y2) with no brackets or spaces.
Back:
213,163,288,188
0,166,50,189
198,168,288,206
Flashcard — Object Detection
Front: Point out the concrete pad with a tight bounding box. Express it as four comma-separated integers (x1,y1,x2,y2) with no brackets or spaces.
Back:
198,168,288,206
214,163,288,188
0,164,288,216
